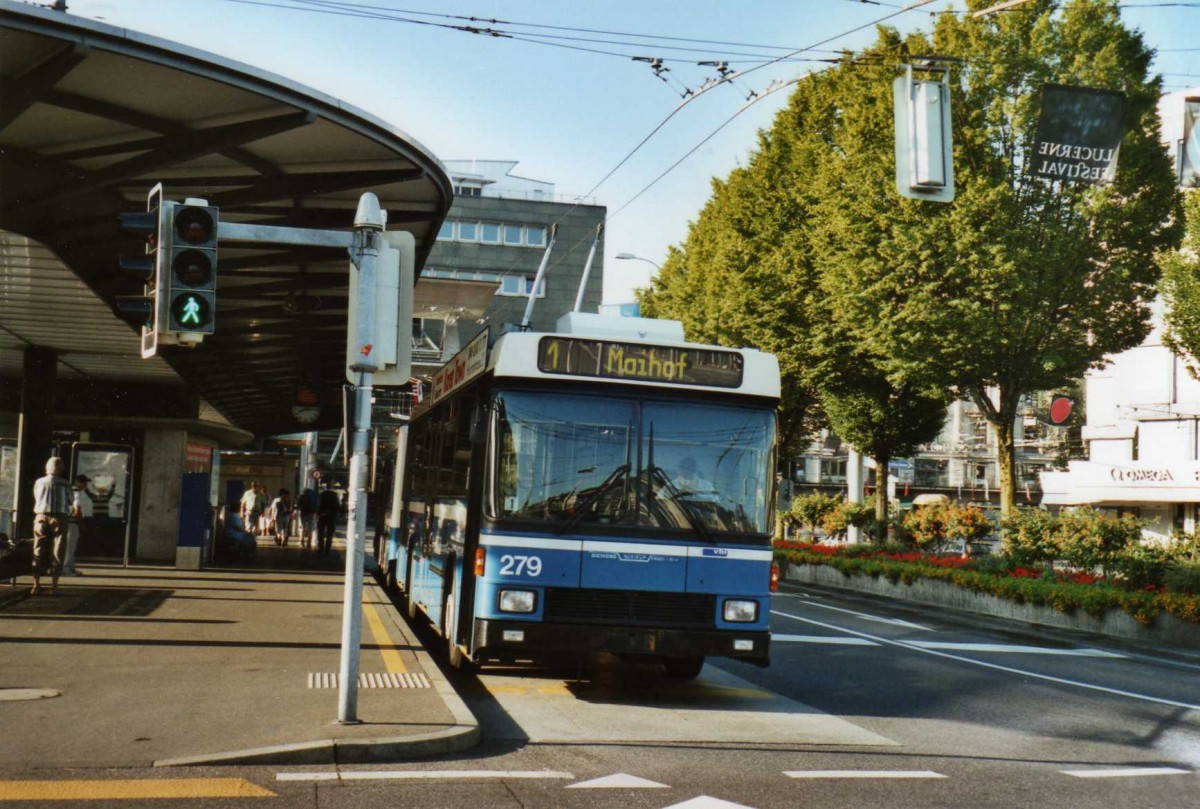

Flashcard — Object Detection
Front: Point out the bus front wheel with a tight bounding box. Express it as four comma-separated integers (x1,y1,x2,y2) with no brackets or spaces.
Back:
662,655,705,681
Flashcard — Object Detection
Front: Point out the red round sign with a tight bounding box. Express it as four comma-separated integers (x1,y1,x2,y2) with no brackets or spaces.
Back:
1049,395,1074,425
311,469,322,481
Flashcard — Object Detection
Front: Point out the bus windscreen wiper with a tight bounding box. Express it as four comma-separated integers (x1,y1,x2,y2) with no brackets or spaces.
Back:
556,463,630,534
650,465,714,544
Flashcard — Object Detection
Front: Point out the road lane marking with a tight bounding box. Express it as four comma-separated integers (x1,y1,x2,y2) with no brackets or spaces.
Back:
774,599,932,631
567,773,669,788
770,609,1200,711
772,634,878,646
276,770,574,782
662,797,758,809
784,770,947,779
1061,767,1191,778
363,593,407,674
0,778,275,800
906,642,1125,658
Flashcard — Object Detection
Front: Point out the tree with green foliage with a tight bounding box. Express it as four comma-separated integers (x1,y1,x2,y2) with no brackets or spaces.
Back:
1160,192,1200,376
643,0,1180,517
814,1,1179,516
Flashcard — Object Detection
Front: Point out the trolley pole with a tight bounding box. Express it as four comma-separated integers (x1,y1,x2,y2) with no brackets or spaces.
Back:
337,194,384,724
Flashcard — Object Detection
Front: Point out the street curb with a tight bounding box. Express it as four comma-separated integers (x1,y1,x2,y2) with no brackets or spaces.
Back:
154,578,481,767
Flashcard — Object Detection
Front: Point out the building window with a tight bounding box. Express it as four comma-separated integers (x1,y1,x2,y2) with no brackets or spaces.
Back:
454,185,482,197
497,275,545,297
820,458,846,485
437,220,549,247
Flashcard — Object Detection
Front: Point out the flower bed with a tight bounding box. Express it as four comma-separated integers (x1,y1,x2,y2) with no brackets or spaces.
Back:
773,541,1200,626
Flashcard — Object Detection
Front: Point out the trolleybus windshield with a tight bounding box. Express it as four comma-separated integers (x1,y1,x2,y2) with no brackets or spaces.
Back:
490,390,775,535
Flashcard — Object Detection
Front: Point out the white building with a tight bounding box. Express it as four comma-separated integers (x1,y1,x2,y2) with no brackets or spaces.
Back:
1040,301,1200,540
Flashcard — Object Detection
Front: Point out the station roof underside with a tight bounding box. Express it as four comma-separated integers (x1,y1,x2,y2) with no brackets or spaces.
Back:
0,1,453,437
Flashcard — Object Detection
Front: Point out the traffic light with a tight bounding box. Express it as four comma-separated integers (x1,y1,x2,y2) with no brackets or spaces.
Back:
163,200,218,340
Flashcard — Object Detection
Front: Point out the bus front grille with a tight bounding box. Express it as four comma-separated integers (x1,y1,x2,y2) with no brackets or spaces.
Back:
543,588,715,629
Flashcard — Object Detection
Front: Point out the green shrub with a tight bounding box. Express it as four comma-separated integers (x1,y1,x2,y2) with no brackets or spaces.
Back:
1000,508,1057,567
789,493,841,538
1054,509,1142,576
1165,563,1200,595
901,503,995,554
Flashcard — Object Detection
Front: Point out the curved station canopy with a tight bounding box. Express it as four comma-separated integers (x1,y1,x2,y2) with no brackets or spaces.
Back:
0,1,453,437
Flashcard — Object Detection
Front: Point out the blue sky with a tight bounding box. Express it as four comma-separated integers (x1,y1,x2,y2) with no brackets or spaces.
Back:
64,0,1199,303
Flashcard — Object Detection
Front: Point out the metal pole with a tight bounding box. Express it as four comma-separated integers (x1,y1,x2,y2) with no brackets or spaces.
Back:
846,447,864,544
337,370,373,723
520,224,558,329
572,224,603,313
337,193,383,724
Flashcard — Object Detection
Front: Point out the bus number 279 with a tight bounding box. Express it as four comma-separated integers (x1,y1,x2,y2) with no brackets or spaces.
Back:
499,555,542,577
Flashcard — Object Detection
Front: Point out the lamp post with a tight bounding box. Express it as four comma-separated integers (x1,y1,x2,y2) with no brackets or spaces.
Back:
614,252,661,272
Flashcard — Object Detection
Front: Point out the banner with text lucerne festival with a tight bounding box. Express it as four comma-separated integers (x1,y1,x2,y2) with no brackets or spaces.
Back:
1032,84,1127,185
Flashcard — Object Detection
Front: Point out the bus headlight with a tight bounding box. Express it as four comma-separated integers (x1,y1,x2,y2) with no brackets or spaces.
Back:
498,590,537,613
723,599,758,623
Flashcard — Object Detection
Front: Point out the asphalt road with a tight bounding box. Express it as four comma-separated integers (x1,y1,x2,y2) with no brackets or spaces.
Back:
2,584,1196,808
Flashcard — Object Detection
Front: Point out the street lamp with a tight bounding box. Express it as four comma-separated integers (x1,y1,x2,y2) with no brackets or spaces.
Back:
615,252,661,271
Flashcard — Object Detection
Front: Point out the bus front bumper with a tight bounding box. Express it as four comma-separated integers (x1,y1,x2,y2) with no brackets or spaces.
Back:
472,619,770,667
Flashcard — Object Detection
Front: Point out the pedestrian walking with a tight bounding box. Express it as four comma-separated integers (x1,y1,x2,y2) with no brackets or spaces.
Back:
297,485,318,550
253,483,269,535
317,482,340,555
63,473,94,577
239,483,260,537
270,489,293,546
31,457,72,595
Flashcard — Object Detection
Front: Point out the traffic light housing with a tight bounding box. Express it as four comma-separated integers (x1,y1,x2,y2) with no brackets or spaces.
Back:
163,200,218,340
116,193,162,358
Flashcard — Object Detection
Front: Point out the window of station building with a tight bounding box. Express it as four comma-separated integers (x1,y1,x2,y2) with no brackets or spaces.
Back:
496,275,545,297
458,221,478,241
437,220,454,240
480,223,501,244
503,225,523,245
526,226,547,247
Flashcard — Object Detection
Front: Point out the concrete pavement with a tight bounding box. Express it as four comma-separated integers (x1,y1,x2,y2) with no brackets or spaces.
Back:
0,539,478,768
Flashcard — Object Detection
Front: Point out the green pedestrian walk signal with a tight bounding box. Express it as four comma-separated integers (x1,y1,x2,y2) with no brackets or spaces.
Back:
170,291,212,329
165,202,219,338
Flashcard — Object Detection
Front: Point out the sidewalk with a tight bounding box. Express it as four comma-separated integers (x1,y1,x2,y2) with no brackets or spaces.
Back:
0,540,479,768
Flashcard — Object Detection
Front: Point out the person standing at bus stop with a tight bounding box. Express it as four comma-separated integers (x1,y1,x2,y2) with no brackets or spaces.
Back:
63,474,94,577
30,457,72,595
317,482,340,555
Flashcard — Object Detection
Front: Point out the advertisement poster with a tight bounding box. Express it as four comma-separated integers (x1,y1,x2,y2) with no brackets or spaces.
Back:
73,444,133,521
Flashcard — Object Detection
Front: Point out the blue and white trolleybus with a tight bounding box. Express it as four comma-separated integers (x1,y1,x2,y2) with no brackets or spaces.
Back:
381,312,780,679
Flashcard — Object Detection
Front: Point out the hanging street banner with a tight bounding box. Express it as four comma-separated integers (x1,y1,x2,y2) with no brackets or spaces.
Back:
1182,97,1200,188
1032,84,1127,184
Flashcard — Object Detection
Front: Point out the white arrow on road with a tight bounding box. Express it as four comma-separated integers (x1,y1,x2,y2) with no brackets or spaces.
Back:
567,773,669,789
661,797,758,809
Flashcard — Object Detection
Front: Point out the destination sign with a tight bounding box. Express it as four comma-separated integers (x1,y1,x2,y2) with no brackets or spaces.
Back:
537,337,744,388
